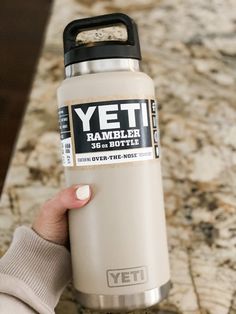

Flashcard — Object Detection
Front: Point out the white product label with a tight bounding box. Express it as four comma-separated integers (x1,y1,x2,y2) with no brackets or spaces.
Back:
75,147,154,166
58,99,159,167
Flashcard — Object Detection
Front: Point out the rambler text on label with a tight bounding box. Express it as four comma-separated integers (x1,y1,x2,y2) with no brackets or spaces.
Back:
86,129,141,141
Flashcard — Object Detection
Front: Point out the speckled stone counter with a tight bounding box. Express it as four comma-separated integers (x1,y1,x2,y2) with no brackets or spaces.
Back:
1,0,236,313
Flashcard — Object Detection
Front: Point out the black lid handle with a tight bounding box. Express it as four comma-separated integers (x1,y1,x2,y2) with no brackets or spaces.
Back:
63,13,141,66
63,13,138,54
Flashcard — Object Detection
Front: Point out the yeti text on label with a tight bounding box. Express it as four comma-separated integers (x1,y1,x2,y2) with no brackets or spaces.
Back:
74,102,149,131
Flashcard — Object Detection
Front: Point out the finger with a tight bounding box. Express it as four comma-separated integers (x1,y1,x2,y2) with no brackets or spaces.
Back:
41,184,92,218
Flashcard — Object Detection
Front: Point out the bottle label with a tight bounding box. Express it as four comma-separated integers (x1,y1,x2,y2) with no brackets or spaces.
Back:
58,99,159,167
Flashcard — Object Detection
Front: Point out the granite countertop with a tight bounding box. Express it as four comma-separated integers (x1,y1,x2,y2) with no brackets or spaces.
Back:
1,0,236,313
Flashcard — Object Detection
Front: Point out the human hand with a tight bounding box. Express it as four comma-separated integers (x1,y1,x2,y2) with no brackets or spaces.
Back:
32,185,92,246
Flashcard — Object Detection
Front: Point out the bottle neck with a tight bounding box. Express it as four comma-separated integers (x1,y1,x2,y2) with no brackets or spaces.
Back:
65,58,140,78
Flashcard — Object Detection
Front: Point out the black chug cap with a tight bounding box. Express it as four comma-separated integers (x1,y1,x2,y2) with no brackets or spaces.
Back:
63,13,142,67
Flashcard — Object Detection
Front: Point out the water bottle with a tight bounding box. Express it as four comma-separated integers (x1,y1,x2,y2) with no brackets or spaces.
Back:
57,13,170,311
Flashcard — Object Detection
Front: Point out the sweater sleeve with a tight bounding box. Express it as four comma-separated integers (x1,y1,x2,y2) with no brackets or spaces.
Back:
0,226,72,314
0,293,37,314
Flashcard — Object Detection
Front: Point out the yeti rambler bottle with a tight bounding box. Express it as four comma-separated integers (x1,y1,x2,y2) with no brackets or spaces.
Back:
57,13,170,311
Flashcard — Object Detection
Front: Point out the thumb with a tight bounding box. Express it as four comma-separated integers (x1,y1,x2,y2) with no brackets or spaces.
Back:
41,184,92,220
32,185,92,245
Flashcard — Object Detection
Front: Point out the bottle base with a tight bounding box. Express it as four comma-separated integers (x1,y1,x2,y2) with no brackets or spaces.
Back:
75,280,171,311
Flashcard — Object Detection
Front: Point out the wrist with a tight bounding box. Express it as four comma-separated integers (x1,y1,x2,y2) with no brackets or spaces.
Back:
0,226,72,313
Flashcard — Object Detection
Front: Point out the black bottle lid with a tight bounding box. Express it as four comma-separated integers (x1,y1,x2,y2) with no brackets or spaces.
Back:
63,13,142,67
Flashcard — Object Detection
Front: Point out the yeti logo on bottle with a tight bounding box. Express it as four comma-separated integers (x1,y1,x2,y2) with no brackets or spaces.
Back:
74,101,149,131
107,266,148,287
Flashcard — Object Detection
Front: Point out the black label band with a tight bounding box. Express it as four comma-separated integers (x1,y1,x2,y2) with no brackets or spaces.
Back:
58,99,159,167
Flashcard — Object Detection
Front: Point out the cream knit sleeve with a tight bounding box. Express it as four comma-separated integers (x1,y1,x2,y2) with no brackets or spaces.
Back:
0,226,72,314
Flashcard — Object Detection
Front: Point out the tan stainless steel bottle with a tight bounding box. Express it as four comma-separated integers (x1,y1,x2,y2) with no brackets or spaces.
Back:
57,13,170,311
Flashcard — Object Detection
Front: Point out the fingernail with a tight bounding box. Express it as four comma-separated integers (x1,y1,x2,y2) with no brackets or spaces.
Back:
75,185,90,201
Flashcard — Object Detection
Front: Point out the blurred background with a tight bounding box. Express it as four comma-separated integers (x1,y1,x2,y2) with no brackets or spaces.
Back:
0,1,236,314
0,0,53,193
